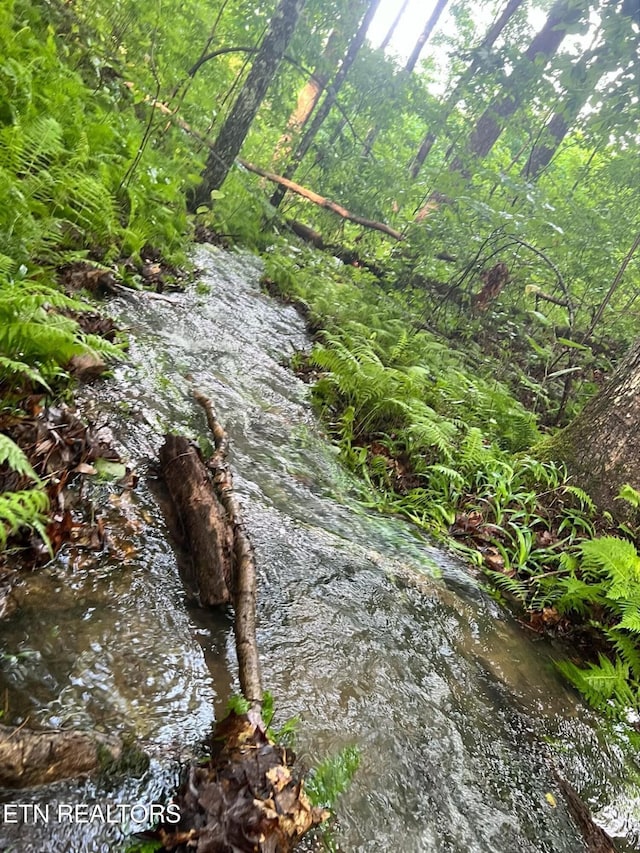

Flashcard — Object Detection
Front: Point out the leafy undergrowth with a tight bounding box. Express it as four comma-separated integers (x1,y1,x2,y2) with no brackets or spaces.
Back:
0,0,197,583
262,238,640,721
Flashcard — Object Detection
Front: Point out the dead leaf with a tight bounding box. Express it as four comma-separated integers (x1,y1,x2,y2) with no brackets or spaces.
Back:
74,462,97,475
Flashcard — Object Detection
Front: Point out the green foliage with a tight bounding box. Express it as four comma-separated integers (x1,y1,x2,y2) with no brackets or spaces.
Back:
556,655,638,716
0,434,39,483
0,489,49,550
0,434,49,549
262,238,640,719
124,841,162,853
548,537,640,716
305,746,360,810
0,275,122,388
226,694,251,716
617,484,640,510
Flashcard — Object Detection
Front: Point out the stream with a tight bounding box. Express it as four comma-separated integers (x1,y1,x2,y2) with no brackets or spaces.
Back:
1,244,640,852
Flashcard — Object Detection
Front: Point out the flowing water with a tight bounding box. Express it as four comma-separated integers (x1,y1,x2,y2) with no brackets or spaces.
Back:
1,245,640,852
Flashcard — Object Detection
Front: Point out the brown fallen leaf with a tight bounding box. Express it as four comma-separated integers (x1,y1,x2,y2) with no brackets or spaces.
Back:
68,353,106,380
74,462,97,475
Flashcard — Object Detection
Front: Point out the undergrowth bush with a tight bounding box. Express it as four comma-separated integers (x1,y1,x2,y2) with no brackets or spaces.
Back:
0,0,203,549
263,237,640,720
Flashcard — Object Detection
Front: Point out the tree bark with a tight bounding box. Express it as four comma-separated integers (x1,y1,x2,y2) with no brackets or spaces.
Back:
551,336,640,518
159,435,234,605
448,0,583,174
410,0,525,178
193,391,263,710
189,0,307,209
159,393,263,711
270,0,382,209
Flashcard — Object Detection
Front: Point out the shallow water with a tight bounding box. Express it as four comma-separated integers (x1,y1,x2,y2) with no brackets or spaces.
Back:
1,245,639,852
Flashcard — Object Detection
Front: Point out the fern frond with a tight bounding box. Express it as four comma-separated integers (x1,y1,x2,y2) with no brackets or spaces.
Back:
482,569,529,603
0,355,49,388
457,427,487,473
615,599,640,634
426,464,465,487
0,435,40,482
0,488,50,548
554,575,607,616
604,629,640,678
579,537,640,598
563,485,596,514
556,654,637,713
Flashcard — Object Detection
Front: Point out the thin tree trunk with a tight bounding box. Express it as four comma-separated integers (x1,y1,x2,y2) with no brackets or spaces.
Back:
522,15,629,182
378,0,409,50
189,0,306,209
410,0,525,178
272,28,343,168
583,230,640,343
404,0,450,74
448,0,582,173
270,0,382,209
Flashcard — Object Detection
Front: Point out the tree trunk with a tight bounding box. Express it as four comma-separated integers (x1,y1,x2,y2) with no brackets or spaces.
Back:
189,0,306,209
270,0,382,209
404,0,450,74
410,0,525,178
521,0,637,182
448,0,583,174
552,336,640,518
272,27,343,169
378,0,409,50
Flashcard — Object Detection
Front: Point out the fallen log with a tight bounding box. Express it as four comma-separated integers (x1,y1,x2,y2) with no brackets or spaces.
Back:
159,391,262,710
238,158,404,241
159,434,234,606
193,390,263,711
0,723,122,788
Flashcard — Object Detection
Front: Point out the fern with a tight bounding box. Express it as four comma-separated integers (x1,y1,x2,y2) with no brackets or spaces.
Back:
579,537,640,598
0,488,49,549
563,485,596,514
0,355,49,388
615,599,640,634
556,655,638,714
604,629,640,678
0,435,40,483
457,427,488,473
617,484,640,509
305,746,360,810
554,574,607,616
482,568,529,603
